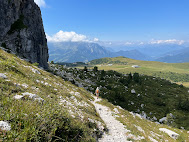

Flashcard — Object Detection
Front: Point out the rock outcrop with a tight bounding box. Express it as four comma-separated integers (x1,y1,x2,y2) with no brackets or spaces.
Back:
0,0,48,69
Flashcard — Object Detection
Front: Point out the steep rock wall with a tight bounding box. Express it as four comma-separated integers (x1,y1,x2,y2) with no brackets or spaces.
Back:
0,0,48,69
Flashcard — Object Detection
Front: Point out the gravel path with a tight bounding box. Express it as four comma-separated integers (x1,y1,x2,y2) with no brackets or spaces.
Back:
92,97,131,142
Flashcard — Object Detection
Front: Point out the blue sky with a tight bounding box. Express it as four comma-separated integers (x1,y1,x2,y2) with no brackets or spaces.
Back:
35,0,189,45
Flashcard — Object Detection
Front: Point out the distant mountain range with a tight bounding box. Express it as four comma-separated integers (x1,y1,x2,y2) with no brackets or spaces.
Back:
156,48,189,63
115,50,150,61
48,42,113,63
48,42,150,63
48,41,189,63
105,44,187,58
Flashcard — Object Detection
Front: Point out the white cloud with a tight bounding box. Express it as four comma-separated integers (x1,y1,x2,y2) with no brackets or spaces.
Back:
34,0,46,7
93,38,99,42
124,42,132,45
149,39,185,45
139,42,144,45
47,30,100,43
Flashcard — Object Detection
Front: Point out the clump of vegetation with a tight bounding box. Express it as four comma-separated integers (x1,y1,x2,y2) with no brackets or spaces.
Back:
50,61,54,64
8,15,27,35
90,57,127,65
1,42,11,53
32,62,39,67
93,66,98,72
1,43,7,48
56,62,88,67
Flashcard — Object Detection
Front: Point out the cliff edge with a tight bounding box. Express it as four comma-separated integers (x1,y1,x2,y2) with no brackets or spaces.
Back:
0,0,48,69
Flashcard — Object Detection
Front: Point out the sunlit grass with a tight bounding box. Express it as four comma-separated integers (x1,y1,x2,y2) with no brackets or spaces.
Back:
85,57,189,87
0,49,105,141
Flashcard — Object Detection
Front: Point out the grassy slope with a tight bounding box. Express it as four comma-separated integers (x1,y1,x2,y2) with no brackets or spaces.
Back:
1,50,189,141
88,57,189,87
0,49,105,141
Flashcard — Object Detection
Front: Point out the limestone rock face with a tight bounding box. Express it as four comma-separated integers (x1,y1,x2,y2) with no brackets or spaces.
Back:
0,0,48,69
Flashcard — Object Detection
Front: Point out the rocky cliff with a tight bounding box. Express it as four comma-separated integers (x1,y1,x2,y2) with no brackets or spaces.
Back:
0,0,48,69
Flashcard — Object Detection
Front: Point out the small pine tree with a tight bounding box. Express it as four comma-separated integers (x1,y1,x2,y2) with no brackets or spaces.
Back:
133,72,140,83
1,43,7,48
127,72,132,83
93,66,98,72
83,66,88,72
101,70,105,76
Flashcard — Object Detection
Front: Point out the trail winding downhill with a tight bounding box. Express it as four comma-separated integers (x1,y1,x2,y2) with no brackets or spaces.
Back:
92,96,131,142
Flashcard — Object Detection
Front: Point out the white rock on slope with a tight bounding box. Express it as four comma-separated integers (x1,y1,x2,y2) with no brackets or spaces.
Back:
31,68,41,74
0,121,11,131
0,73,7,79
113,108,119,114
148,136,158,142
159,117,167,123
13,95,24,100
159,128,179,139
13,92,44,102
21,83,28,88
131,89,136,94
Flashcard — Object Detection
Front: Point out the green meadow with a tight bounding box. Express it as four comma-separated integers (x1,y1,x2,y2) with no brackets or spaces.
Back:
88,57,189,87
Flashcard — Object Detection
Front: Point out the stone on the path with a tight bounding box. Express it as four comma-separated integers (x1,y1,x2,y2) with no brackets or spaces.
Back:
0,73,7,79
0,121,11,131
159,128,179,139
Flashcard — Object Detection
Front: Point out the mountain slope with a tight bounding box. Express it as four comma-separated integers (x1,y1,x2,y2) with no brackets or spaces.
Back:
156,48,189,63
48,42,150,63
0,48,105,141
48,42,113,63
115,50,150,61
110,44,187,59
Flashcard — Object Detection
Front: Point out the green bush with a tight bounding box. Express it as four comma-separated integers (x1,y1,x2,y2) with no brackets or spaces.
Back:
1,43,7,48
32,62,39,67
8,15,27,34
